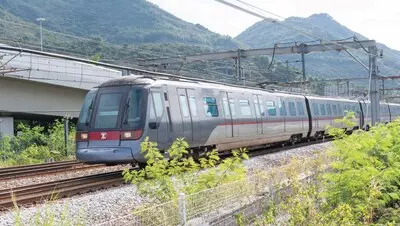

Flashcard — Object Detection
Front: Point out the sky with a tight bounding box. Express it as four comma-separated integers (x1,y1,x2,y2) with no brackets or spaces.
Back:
147,0,400,51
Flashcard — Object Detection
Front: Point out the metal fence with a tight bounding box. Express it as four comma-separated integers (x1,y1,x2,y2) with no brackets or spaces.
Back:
96,163,320,226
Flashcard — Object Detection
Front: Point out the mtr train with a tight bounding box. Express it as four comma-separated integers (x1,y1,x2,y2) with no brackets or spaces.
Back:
75,75,400,165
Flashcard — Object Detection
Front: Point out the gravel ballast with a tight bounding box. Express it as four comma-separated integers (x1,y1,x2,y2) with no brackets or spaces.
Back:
0,164,129,190
0,142,331,225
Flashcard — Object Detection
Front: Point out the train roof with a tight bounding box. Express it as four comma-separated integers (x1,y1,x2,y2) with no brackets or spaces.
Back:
97,75,399,105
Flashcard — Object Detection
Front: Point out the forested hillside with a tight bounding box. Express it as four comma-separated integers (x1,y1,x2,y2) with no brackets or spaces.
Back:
236,13,400,78
0,0,239,49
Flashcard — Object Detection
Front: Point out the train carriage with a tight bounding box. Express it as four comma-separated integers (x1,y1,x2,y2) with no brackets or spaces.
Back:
75,75,399,164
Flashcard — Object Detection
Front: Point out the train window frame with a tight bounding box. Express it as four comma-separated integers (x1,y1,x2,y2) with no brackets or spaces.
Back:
239,99,252,116
332,104,338,115
222,97,231,117
296,102,305,116
266,101,277,116
312,103,319,116
279,100,287,116
253,96,263,117
203,97,219,117
94,92,123,129
229,98,236,117
188,95,198,117
288,102,296,116
326,104,332,116
179,94,190,118
320,104,326,116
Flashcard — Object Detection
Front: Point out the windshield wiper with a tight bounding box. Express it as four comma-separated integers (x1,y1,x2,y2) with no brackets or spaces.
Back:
123,97,131,125
85,99,94,126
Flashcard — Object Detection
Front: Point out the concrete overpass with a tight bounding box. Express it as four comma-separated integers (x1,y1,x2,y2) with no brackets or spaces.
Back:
0,44,123,137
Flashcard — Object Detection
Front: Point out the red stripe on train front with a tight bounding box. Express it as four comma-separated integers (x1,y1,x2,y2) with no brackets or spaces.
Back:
89,131,121,141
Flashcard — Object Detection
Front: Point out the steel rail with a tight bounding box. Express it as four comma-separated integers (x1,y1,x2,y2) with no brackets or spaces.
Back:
0,160,103,181
0,170,127,210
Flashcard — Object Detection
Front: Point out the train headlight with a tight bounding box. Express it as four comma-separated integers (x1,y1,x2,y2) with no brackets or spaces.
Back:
76,132,89,141
122,131,132,139
121,130,143,140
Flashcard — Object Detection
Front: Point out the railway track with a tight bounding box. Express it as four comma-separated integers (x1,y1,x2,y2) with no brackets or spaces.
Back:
0,160,104,181
0,170,126,210
0,138,331,211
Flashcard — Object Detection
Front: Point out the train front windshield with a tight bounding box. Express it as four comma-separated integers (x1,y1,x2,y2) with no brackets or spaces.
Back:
77,86,146,131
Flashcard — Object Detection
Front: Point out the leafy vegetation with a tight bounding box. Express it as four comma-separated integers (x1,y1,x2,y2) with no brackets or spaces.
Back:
235,113,400,225
123,137,248,203
0,119,75,167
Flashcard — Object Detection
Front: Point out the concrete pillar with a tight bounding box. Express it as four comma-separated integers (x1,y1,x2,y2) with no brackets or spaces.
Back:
0,117,14,138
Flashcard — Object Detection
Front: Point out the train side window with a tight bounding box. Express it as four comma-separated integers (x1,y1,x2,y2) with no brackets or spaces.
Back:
279,100,287,116
288,102,296,116
152,92,164,117
203,97,219,117
253,96,263,117
229,98,236,116
326,104,332,116
179,95,190,118
312,103,319,116
296,102,304,116
266,101,276,116
188,95,198,117
332,104,338,115
320,104,326,116
239,99,252,116
222,97,230,117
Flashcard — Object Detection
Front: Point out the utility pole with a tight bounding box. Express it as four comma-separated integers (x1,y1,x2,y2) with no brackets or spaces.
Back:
236,49,244,85
346,80,350,97
300,43,307,87
369,46,380,125
36,18,46,51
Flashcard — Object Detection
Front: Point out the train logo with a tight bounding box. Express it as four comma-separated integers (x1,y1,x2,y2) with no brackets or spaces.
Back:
100,132,107,140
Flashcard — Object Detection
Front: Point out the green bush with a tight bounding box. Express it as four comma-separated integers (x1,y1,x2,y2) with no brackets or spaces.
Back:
0,118,76,167
123,137,248,203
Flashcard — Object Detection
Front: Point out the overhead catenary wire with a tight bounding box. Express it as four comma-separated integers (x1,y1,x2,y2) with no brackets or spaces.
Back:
228,0,378,59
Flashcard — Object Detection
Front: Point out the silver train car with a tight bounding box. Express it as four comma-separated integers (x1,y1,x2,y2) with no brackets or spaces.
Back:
76,75,400,164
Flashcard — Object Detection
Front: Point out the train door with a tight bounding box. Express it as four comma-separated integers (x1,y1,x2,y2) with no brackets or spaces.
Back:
278,97,287,133
147,88,169,147
252,94,263,134
311,102,320,130
187,89,201,144
177,88,193,142
221,91,234,138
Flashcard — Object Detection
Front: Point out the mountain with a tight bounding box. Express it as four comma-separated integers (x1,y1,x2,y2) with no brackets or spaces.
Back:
236,13,400,79
0,0,240,51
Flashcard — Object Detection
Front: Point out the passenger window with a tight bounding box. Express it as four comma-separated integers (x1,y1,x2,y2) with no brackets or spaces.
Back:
296,102,304,116
222,97,230,117
179,95,190,118
312,103,319,116
189,95,198,117
152,92,163,118
266,101,276,116
338,104,343,114
239,100,252,116
332,104,338,115
253,96,263,117
326,104,332,116
229,98,236,116
203,97,219,117
279,100,287,116
288,102,296,116
320,104,326,116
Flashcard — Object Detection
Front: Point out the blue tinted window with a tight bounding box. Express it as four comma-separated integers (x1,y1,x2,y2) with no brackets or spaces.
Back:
203,97,218,117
